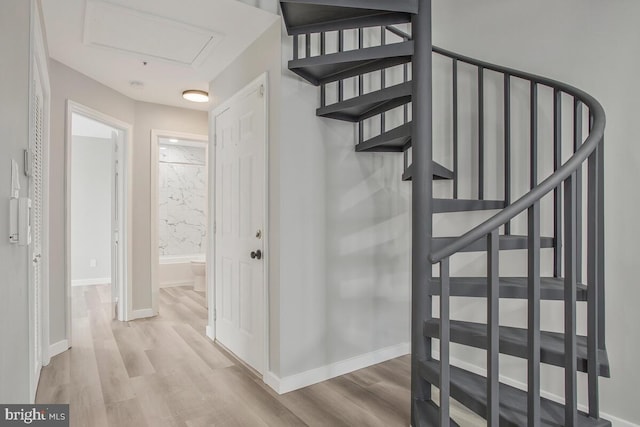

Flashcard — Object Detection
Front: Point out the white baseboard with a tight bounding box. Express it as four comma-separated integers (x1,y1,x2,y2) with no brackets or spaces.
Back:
72,278,111,287
49,339,69,358
264,342,410,395
160,280,194,289
129,308,155,320
206,325,215,341
432,351,639,427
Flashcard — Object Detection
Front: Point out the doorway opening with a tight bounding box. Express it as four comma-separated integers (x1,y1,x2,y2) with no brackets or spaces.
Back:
151,131,209,327
66,102,131,344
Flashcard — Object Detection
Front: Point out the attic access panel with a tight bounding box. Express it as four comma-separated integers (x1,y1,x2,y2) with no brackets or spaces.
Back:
84,0,224,67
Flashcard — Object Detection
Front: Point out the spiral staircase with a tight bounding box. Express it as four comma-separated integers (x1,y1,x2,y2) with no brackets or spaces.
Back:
279,1,609,425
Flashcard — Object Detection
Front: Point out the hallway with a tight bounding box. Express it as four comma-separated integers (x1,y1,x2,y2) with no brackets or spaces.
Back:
36,285,413,426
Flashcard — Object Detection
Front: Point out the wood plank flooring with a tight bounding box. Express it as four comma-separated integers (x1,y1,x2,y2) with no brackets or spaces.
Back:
38,285,447,427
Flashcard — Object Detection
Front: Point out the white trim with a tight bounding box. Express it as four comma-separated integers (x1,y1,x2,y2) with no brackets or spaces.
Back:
159,280,194,289
431,352,640,427
264,342,410,395
65,101,133,342
206,325,215,342
150,130,208,316
159,254,205,265
129,309,156,320
209,72,270,375
48,340,70,359
71,278,111,287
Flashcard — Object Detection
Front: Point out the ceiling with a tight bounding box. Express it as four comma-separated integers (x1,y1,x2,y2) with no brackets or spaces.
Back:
41,0,280,111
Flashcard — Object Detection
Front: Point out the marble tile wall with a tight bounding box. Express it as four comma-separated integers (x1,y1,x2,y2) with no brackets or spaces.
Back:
158,144,207,258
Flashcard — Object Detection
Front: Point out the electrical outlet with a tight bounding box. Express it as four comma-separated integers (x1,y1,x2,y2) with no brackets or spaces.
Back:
90,259,97,268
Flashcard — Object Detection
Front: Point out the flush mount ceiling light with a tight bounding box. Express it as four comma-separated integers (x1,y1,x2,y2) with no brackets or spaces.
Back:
182,90,209,103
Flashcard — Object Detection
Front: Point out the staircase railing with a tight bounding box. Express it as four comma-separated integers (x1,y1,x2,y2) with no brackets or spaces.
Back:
288,20,606,426
292,25,414,161
428,47,606,424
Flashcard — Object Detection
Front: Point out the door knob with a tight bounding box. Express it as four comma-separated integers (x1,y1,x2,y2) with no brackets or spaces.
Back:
250,250,262,260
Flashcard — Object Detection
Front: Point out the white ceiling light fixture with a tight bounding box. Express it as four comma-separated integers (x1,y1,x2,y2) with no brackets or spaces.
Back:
182,89,209,103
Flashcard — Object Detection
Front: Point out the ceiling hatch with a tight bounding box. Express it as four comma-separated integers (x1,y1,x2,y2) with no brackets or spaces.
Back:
83,0,224,67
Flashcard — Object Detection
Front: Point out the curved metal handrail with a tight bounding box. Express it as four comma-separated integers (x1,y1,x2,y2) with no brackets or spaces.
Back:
429,47,606,263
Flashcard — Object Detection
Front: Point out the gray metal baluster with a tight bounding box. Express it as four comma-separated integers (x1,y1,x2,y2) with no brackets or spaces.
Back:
305,33,311,58
338,30,344,103
574,99,583,282
358,28,364,144
487,230,499,427
453,59,459,199
504,74,511,234
564,174,578,426
531,82,538,189
597,137,606,349
440,258,451,425
587,143,601,419
380,27,386,134
293,35,299,60
554,89,562,277
478,66,485,200
404,60,409,123
320,32,326,108
528,201,541,427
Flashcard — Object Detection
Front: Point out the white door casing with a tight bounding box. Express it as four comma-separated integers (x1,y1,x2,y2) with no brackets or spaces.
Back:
214,77,267,374
111,131,121,320
65,102,132,339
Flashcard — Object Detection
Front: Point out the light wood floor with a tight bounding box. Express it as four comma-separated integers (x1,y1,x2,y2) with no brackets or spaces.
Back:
36,284,418,427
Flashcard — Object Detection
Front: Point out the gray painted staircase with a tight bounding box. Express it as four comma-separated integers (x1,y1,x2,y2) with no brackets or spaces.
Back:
280,1,609,425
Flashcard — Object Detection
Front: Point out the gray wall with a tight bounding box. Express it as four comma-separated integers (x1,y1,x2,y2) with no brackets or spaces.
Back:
131,102,209,310
211,20,412,379
210,20,283,374
70,136,112,283
432,0,640,424
49,60,135,343
49,61,208,342
0,0,34,403
278,28,411,379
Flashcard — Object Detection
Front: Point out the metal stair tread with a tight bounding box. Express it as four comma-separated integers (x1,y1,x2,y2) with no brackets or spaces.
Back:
356,122,412,152
419,360,611,427
280,0,416,35
433,199,506,213
429,276,589,301
288,41,414,86
403,163,454,181
317,82,411,122
413,399,460,427
433,235,554,253
424,319,610,377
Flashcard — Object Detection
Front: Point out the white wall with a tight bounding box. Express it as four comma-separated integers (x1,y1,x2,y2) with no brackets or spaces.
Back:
70,135,112,284
211,19,412,382
49,60,208,341
0,0,37,403
432,1,640,424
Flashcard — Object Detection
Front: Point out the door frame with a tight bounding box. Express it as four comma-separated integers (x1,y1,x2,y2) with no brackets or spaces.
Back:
208,72,270,375
65,101,133,338
29,0,51,402
150,130,209,316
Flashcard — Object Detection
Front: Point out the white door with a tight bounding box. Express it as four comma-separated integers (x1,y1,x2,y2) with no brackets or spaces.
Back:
111,131,122,320
215,80,266,373
29,63,45,392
